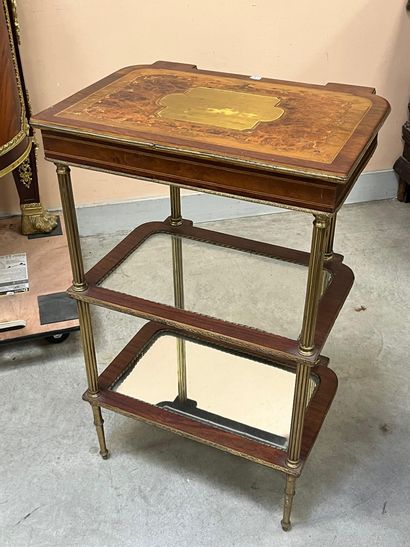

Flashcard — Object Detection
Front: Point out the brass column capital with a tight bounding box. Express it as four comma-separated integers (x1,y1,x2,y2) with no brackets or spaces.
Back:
312,214,328,229
56,163,71,176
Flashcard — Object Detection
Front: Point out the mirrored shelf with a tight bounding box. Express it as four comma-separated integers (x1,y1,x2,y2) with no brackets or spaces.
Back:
87,322,338,474
99,232,308,340
72,219,354,363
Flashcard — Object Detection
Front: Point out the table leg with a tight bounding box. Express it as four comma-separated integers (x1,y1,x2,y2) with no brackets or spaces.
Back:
170,186,187,403
321,213,337,294
281,214,330,531
324,214,336,260
299,215,330,354
55,163,109,459
281,475,296,531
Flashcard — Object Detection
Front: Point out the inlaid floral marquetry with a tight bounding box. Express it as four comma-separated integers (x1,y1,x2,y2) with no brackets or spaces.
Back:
32,61,390,185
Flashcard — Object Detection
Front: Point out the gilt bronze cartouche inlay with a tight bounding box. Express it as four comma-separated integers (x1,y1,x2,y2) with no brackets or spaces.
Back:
157,87,285,131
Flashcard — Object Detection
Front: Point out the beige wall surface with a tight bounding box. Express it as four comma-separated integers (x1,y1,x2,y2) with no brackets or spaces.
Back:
1,0,410,214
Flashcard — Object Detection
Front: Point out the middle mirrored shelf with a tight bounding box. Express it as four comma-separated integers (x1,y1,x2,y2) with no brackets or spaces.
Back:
99,232,318,340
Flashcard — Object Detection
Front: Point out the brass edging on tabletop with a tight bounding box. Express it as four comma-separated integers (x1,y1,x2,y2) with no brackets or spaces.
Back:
1,0,29,157
43,159,334,216
32,121,354,183
93,398,299,475
0,139,32,178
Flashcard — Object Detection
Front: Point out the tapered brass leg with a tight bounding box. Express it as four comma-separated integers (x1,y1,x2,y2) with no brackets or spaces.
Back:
281,474,296,531
56,163,109,459
282,215,330,528
92,405,109,459
170,186,187,403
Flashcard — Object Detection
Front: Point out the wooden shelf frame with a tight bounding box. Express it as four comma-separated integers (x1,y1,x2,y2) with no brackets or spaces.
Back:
68,218,354,365
84,321,338,477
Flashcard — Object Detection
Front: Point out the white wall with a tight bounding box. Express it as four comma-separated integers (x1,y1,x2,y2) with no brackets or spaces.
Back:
2,0,409,214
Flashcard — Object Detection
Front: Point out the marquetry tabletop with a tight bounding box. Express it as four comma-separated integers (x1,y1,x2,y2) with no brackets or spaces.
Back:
32,61,389,184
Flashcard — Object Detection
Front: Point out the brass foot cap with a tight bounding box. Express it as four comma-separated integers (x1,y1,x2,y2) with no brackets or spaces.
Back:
100,450,110,460
281,520,291,532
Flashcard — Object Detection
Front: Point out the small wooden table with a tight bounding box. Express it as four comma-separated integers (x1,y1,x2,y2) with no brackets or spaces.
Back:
32,61,389,531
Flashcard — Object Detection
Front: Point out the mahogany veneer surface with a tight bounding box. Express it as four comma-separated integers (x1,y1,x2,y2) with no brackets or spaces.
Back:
86,322,338,475
32,61,389,182
70,219,354,364
31,62,390,213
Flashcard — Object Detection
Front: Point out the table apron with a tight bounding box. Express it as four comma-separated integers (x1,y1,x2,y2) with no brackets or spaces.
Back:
42,132,344,213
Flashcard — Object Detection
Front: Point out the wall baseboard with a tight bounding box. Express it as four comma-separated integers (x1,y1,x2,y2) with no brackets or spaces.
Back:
0,170,398,236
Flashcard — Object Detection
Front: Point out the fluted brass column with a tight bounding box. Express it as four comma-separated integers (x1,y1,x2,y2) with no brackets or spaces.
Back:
324,214,336,261
281,214,330,531
170,186,187,403
56,163,109,459
170,185,182,227
299,215,330,355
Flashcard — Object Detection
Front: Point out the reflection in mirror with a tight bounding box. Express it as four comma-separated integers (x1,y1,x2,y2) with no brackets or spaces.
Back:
112,334,318,449
100,233,331,340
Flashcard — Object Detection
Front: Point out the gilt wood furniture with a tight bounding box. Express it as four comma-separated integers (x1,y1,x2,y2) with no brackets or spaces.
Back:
32,61,390,531
1,0,56,234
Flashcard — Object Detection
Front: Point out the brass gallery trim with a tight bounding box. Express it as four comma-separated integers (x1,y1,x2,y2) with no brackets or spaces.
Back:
67,288,319,366
93,224,335,286
1,0,29,157
0,140,32,178
48,159,335,217
33,121,352,183
96,399,302,476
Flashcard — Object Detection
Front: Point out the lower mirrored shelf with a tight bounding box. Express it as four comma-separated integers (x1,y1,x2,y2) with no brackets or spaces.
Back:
88,322,338,475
